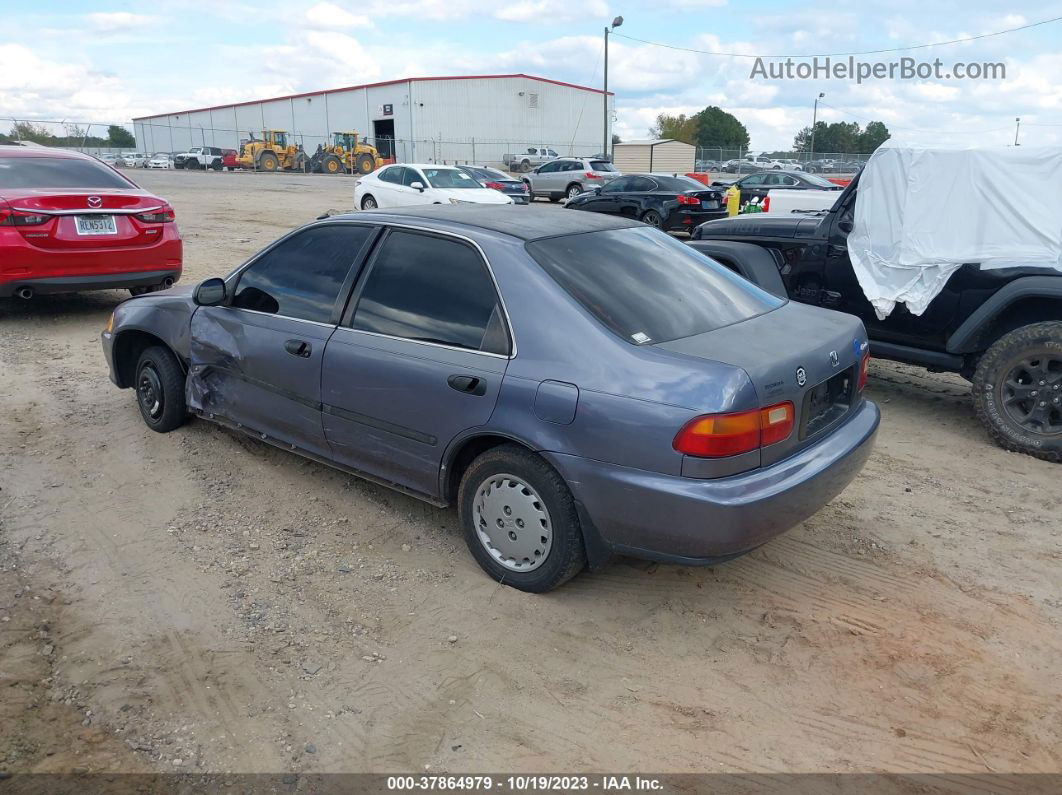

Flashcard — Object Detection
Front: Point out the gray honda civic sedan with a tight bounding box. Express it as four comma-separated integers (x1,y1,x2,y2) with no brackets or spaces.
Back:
101,205,879,592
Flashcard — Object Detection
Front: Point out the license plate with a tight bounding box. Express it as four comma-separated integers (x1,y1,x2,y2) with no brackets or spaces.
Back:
75,215,117,236
701,200,720,209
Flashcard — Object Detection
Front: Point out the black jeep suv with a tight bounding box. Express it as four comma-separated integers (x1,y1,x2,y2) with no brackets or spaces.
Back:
690,178,1062,462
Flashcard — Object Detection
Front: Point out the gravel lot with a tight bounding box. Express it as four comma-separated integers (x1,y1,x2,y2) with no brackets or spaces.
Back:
1,169,1059,776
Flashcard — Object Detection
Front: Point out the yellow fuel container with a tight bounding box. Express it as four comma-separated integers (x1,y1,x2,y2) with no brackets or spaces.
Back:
725,184,741,216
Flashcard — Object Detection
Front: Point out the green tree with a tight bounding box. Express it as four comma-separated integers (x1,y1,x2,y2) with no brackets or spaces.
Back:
794,120,890,155
11,121,54,143
107,125,135,147
693,106,750,150
857,121,890,152
612,133,621,145
649,112,698,144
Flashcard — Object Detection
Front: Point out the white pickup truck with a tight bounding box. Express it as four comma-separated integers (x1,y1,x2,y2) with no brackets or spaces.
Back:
502,146,560,172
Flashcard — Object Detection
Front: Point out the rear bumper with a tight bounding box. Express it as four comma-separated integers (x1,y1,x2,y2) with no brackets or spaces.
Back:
0,268,182,297
544,399,879,564
665,208,728,231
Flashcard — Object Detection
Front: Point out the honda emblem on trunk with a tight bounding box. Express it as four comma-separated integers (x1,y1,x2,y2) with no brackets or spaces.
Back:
796,367,807,387
829,350,840,367
87,196,103,208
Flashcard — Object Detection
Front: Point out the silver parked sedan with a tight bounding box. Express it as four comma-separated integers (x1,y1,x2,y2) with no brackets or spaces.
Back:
101,206,878,592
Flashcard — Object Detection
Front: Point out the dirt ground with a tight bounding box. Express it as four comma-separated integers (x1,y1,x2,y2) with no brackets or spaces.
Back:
1,169,1059,776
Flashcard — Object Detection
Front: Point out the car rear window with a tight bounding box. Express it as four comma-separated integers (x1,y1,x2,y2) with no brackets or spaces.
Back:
801,172,841,188
589,160,616,172
0,157,133,189
653,175,705,191
526,227,784,345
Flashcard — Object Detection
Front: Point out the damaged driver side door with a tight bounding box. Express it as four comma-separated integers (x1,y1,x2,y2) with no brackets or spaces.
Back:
187,223,378,458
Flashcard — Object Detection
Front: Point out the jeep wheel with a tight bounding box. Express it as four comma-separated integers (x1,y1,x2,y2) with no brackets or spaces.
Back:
458,444,586,592
972,322,1062,462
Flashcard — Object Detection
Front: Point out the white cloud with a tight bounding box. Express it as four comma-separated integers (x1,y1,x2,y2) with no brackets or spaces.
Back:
304,2,373,29
87,12,158,33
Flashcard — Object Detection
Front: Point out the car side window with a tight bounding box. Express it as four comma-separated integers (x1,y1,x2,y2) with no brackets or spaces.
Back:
782,175,799,186
741,175,765,186
401,168,422,187
628,177,656,192
231,225,374,323
379,167,401,184
564,160,582,171
602,177,630,193
351,230,510,355
547,149,559,156
537,162,559,173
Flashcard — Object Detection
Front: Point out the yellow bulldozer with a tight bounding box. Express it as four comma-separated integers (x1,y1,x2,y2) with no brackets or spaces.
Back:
308,131,384,175
236,130,309,172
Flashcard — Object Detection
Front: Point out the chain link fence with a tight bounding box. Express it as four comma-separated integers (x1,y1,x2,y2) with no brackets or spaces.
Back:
694,146,872,173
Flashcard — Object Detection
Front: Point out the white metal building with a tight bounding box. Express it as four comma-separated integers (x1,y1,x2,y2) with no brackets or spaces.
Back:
612,139,695,174
133,74,613,166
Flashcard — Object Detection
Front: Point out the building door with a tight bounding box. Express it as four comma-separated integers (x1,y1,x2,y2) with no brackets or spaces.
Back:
373,119,395,159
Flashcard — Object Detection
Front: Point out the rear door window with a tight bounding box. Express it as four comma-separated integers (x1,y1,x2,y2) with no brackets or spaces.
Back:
0,157,133,189
526,227,783,344
231,225,374,323
351,230,510,355
589,160,616,172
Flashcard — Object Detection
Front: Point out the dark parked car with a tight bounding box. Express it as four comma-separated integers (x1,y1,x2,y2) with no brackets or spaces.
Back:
692,176,1062,461
714,170,844,206
565,173,725,232
724,160,761,174
102,206,878,591
456,165,530,204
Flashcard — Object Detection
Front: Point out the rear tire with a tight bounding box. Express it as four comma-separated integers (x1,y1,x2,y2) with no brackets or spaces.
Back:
641,209,663,228
972,322,1062,462
360,194,377,210
458,445,586,592
258,152,280,172
565,183,583,201
134,346,186,433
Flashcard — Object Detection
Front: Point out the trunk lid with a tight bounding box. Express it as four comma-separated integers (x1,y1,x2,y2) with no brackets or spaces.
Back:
657,301,868,466
696,213,823,239
1,189,170,250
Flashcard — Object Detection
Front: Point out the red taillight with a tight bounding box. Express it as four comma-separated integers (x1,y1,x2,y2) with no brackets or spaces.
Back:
762,195,771,212
676,194,700,205
484,181,505,191
673,402,794,458
585,172,602,179
521,182,529,192
134,205,175,223
0,209,50,226
858,352,870,391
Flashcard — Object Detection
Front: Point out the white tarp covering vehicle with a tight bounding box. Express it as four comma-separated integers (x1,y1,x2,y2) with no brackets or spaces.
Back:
848,140,1062,318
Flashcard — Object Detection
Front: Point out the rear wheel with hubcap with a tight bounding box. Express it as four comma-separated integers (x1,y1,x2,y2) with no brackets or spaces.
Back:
566,184,583,201
458,444,586,592
360,195,377,210
972,321,1062,462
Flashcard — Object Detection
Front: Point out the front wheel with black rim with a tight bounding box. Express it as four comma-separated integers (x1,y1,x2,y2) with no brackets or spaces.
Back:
134,346,187,433
972,321,1062,462
458,445,587,592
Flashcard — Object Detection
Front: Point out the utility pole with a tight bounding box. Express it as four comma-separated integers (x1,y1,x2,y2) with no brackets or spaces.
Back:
809,92,825,163
1014,117,1021,146
604,16,623,156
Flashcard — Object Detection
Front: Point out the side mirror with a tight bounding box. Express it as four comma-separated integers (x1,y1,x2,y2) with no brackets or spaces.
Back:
194,277,227,306
593,186,602,194
410,181,425,192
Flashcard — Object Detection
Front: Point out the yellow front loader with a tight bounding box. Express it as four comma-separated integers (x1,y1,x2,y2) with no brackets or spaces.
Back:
236,130,309,172
309,131,384,175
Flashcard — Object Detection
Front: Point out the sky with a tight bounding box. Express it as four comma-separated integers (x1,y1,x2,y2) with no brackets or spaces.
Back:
3,0,1062,151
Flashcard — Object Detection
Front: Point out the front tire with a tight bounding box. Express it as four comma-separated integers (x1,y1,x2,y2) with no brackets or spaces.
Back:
258,152,280,172
360,194,377,209
135,346,187,433
458,445,586,592
972,322,1062,462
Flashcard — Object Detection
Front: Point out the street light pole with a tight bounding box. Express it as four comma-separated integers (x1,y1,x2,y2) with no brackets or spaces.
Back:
809,92,825,163
604,16,622,156
1014,116,1021,146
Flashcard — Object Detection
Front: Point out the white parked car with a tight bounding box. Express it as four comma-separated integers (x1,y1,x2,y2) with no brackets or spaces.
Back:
99,152,120,165
147,153,173,169
355,164,514,209
119,152,148,168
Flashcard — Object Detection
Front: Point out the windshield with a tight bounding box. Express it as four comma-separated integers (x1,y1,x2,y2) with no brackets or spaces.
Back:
801,172,840,187
526,227,783,345
0,157,134,189
424,168,481,188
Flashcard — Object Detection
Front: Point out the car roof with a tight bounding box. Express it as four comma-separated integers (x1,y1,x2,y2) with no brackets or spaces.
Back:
337,204,642,241
388,163,465,170
0,146,95,160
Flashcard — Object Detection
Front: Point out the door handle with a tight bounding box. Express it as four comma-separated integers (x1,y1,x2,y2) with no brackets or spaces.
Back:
284,339,312,358
447,374,487,396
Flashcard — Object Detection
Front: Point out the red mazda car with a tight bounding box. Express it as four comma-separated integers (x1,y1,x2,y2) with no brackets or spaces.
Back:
0,146,182,299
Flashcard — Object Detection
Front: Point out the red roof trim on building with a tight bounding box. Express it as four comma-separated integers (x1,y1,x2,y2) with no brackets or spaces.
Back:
132,74,613,120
